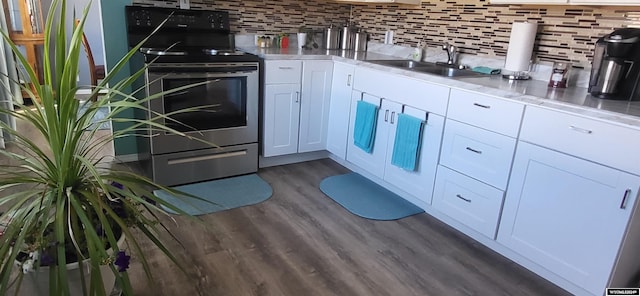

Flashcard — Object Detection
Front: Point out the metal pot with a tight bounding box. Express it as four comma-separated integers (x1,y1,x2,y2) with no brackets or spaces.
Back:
340,25,356,50
354,30,368,52
324,25,341,49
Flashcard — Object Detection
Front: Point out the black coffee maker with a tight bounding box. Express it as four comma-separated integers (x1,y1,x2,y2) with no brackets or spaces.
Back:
588,28,640,101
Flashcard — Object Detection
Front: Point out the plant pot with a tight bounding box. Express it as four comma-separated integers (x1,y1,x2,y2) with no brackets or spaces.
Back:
11,234,126,296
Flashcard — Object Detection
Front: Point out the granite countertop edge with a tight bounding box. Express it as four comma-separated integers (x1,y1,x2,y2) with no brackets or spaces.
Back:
243,47,640,129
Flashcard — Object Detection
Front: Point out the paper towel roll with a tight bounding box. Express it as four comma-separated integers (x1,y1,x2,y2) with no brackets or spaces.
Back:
504,21,538,72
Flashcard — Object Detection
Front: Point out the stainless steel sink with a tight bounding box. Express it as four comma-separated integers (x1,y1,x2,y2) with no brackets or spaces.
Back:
367,59,485,77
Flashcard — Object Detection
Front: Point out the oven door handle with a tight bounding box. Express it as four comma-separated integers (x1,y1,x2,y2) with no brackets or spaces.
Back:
148,65,259,74
150,72,254,80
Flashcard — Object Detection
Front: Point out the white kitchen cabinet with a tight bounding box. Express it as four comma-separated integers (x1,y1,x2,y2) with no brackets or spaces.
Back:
433,89,521,236
432,166,505,239
334,0,421,4
262,60,333,157
439,119,516,190
490,0,639,5
498,141,640,296
326,62,355,159
299,60,333,153
263,83,301,157
346,92,444,203
346,92,390,179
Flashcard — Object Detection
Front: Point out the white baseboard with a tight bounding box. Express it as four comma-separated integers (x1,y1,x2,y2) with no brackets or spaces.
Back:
259,150,329,168
113,153,139,163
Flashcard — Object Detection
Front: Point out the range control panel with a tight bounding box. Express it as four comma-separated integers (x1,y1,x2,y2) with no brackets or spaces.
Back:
125,5,230,32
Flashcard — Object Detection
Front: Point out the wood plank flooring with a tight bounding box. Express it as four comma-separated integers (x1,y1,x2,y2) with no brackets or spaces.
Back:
127,159,570,296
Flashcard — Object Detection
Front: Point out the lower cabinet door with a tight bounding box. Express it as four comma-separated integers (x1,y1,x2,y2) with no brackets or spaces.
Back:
498,141,640,295
263,83,300,157
326,62,355,159
346,92,389,179
383,106,444,204
432,165,504,238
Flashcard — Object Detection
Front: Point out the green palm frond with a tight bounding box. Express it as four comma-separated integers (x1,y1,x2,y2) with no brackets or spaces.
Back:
0,0,213,295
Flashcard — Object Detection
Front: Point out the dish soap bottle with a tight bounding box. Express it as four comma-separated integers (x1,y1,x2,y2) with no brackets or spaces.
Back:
411,42,423,61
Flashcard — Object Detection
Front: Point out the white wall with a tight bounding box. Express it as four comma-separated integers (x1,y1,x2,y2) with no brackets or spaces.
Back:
42,0,105,88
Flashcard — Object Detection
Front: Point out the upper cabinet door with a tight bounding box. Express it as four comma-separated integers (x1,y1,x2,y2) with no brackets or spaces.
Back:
490,0,640,4
490,0,567,3
334,0,421,4
570,0,640,4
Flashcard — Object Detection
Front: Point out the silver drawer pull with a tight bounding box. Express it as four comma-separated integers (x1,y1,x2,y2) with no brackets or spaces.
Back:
295,91,300,103
347,74,352,86
620,189,632,209
569,125,593,134
167,150,247,165
466,147,482,154
473,102,491,109
456,194,471,203
390,111,396,124
278,66,294,70
385,109,389,122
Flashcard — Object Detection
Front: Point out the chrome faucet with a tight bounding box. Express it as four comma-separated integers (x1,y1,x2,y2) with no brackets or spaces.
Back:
442,42,458,65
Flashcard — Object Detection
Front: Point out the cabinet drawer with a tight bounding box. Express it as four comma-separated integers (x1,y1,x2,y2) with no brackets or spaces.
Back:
521,106,640,176
265,60,302,84
447,89,524,137
433,165,505,239
440,119,516,190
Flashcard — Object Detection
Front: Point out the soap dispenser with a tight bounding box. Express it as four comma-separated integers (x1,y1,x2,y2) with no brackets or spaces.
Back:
411,42,423,62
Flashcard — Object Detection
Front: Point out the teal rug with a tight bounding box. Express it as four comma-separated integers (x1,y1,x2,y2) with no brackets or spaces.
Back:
319,173,424,221
153,174,273,216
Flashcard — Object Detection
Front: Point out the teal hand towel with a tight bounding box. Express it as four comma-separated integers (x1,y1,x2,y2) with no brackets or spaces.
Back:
353,100,379,153
472,66,501,75
391,113,424,171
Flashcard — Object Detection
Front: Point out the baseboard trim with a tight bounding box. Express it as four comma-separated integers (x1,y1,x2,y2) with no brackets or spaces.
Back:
113,153,140,163
259,150,329,168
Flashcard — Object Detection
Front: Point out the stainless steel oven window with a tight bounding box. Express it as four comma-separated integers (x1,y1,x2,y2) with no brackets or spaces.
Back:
161,76,247,132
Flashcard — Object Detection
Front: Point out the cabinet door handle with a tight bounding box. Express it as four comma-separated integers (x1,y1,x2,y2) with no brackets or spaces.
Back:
295,91,300,103
385,109,389,122
456,194,471,203
347,74,352,86
473,102,491,109
569,125,593,134
279,66,293,70
466,147,482,154
390,111,396,124
620,189,632,209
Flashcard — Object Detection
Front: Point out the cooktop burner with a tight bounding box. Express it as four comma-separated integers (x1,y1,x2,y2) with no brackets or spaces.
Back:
126,6,259,64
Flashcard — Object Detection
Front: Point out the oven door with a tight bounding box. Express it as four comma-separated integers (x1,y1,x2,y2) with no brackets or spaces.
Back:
146,63,259,155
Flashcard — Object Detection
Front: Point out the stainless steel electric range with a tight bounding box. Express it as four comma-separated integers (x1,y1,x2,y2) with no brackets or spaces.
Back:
125,5,260,186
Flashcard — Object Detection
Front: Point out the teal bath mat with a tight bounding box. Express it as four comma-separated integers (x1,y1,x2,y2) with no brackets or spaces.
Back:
319,173,424,220
153,174,273,216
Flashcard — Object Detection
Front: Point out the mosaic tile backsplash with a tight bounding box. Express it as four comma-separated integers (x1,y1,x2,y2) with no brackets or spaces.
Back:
133,0,640,67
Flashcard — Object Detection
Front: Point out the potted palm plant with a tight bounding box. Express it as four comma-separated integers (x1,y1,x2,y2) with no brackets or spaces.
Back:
0,0,208,294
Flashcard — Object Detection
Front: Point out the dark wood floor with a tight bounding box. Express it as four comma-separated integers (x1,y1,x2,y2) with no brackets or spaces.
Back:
127,159,569,296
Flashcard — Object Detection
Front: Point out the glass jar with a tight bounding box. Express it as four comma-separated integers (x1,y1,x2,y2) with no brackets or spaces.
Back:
548,62,571,88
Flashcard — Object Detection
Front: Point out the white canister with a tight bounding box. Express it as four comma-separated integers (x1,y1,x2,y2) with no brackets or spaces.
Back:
297,33,307,49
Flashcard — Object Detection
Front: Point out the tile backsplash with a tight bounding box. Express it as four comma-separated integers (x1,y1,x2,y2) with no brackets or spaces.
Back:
351,2,640,68
133,0,639,67
131,0,351,35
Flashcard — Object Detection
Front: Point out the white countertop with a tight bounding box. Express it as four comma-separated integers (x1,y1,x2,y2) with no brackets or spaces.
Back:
243,47,640,129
